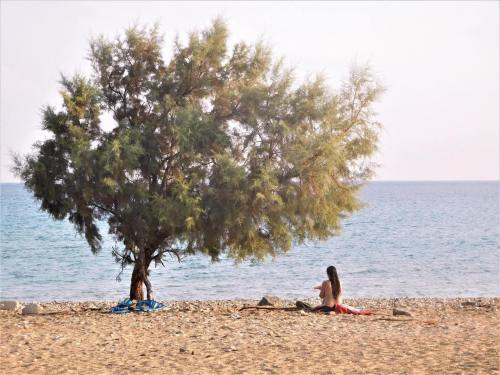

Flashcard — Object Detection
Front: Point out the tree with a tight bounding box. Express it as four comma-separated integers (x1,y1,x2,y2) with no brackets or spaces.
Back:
14,19,384,301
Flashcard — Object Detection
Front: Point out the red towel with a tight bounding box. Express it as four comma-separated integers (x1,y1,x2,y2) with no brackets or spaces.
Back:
335,304,371,315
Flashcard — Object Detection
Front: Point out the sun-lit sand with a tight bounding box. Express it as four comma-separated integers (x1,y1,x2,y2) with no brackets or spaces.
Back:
1,298,498,374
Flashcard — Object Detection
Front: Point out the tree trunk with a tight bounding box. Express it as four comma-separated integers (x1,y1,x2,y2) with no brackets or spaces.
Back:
144,270,154,301
143,255,154,300
130,263,144,300
129,250,155,301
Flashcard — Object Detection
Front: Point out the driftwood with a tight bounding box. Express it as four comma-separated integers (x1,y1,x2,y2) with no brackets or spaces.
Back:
373,317,414,322
239,306,297,311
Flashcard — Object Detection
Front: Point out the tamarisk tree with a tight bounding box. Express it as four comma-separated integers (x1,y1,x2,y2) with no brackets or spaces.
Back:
14,20,384,300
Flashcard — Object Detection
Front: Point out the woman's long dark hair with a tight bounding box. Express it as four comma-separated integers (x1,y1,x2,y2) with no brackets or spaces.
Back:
327,266,341,300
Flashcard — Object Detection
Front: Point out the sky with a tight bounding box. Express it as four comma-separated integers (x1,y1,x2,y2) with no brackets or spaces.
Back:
1,1,498,182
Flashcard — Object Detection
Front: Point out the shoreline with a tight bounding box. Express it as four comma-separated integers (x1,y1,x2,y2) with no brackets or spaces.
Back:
2,295,499,304
2,297,498,374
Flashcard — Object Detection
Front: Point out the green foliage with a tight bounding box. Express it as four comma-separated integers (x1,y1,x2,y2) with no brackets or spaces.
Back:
14,19,384,295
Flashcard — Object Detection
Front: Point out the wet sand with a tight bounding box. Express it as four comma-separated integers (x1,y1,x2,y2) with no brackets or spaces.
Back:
1,298,498,374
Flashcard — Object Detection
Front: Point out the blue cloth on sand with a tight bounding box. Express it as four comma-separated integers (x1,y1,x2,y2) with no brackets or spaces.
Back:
111,298,168,314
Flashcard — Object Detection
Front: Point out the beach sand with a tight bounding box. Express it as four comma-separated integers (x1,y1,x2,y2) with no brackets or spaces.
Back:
1,298,498,374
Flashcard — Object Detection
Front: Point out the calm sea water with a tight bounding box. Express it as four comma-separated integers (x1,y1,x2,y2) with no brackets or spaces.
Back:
0,182,498,302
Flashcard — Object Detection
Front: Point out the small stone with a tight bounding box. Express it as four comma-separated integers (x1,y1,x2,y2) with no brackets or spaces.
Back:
0,301,21,311
461,301,477,307
257,295,282,307
393,308,412,317
22,304,41,315
179,347,188,353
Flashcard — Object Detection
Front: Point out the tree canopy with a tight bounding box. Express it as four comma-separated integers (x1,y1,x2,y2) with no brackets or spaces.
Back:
14,19,384,300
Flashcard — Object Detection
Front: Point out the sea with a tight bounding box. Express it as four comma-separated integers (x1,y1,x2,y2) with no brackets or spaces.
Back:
0,182,498,302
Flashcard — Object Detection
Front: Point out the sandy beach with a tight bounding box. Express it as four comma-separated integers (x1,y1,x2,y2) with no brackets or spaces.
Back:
1,297,498,374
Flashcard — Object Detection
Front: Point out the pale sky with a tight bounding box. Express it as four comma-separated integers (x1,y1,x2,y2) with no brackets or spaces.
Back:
1,1,498,182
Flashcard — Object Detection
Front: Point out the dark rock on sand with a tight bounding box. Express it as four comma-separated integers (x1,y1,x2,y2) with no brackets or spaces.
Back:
258,296,283,307
22,304,41,315
393,308,412,317
0,301,21,311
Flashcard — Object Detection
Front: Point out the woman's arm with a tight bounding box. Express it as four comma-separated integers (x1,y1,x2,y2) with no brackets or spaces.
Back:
319,281,326,299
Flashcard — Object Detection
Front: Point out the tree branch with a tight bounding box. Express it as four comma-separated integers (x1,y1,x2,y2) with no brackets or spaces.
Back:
89,201,116,216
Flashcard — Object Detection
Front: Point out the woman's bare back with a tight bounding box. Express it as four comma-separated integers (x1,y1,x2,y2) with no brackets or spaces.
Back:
319,280,342,307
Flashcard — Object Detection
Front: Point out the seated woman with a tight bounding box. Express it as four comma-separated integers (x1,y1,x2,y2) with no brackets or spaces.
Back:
313,265,342,313
313,266,371,315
